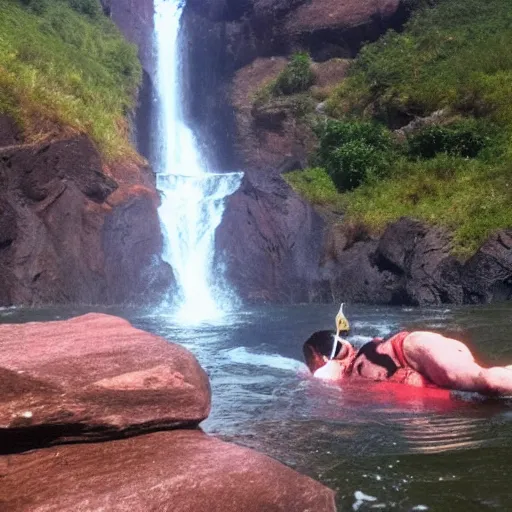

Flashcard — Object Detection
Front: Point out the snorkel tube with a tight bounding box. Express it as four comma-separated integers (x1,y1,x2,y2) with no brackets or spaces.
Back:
330,303,350,359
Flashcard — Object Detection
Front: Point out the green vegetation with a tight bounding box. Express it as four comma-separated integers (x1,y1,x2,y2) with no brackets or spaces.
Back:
254,52,314,105
326,0,512,126
285,0,512,256
273,52,314,96
0,0,141,160
284,167,343,208
313,120,394,191
343,155,512,256
407,121,487,159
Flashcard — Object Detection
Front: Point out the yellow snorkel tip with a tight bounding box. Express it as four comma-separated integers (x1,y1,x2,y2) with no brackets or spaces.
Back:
335,302,350,335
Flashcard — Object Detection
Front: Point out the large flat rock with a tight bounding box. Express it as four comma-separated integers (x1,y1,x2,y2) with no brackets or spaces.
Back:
0,314,210,451
0,429,336,511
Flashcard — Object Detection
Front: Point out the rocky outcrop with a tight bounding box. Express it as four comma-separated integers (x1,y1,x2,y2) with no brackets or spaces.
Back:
216,171,327,302
1,429,336,512
321,218,512,306
0,129,171,307
284,0,407,60
462,229,512,303
0,314,337,511
231,57,350,172
320,225,397,304
0,313,210,452
374,218,463,305
182,0,409,172
232,57,312,173
218,182,512,306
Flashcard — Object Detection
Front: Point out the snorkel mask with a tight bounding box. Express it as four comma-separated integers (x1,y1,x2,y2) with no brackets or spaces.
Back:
303,303,355,378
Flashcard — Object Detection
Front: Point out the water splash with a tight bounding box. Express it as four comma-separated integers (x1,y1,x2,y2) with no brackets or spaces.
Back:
154,0,243,323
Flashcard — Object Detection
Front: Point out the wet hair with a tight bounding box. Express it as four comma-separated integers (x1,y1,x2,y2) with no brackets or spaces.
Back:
303,330,342,372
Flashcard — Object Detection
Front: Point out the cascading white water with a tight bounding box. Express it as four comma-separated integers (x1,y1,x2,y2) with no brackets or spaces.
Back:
154,0,243,323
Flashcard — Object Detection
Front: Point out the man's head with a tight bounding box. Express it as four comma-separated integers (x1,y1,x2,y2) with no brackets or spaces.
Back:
303,330,356,377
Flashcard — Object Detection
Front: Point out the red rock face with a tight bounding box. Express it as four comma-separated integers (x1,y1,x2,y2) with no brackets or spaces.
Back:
0,132,171,306
0,313,210,451
1,430,336,512
216,171,329,303
285,0,401,34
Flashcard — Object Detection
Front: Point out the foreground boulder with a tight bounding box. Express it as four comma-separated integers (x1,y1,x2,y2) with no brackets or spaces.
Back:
0,314,210,452
0,429,337,511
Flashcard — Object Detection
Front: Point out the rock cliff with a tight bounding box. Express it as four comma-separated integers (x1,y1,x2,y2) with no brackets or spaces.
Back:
0,121,171,307
181,0,409,172
101,0,512,307
321,218,512,306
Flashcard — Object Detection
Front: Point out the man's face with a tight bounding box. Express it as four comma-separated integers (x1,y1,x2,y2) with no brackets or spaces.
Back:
303,334,356,379
324,340,356,378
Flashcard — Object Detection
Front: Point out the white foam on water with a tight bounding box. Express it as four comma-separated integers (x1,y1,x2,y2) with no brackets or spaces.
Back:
352,321,396,337
154,0,243,324
223,346,307,373
353,490,378,511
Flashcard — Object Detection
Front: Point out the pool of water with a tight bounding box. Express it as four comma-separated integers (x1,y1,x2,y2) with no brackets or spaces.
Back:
2,302,512,511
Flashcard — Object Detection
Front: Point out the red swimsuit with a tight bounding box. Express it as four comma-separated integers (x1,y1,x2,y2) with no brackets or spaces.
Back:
389,331,410,368
351,331,433,387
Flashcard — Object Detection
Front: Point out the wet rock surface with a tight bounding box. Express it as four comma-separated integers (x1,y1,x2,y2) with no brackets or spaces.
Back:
0,429,336,512
462,229,512,303
0,313,210,452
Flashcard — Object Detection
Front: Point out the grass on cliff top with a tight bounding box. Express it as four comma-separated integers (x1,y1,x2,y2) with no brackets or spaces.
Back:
0,0,141,160
287,155,512,258
343,155,512,257
284,167,344,210
286,0,512,257
326,0,512,126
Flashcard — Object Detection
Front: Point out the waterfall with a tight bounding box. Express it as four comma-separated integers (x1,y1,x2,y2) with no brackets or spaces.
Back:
154,0,243,323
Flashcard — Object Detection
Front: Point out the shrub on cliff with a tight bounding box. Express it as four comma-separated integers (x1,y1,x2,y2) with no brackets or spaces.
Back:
0,0,141,160
274,52,314,96
254,53,314,105
326,0,512,130
314,120,393,191
408,122,486,159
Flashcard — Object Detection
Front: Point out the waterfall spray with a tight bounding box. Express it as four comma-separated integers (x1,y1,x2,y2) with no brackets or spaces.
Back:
154,0,243,323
